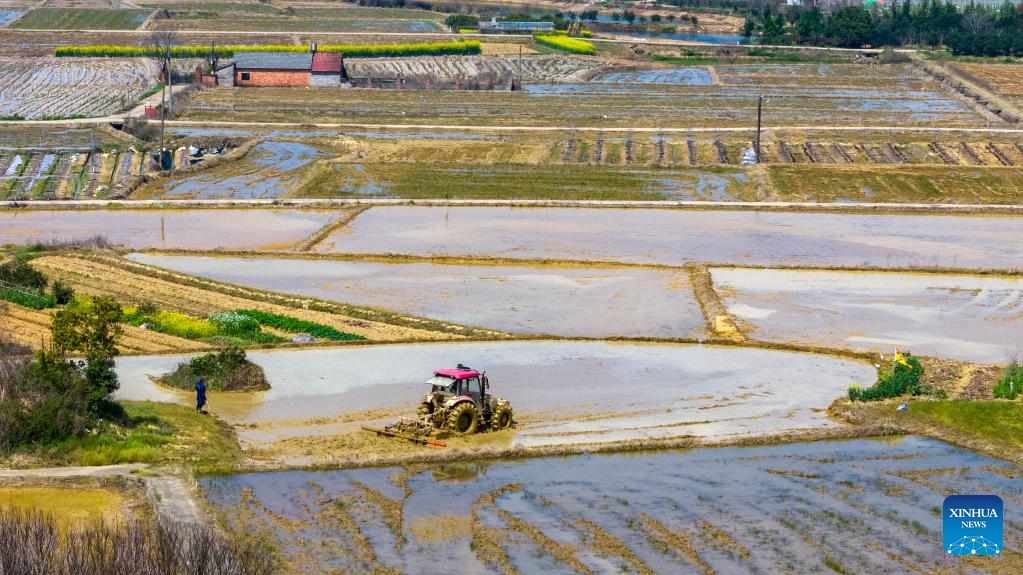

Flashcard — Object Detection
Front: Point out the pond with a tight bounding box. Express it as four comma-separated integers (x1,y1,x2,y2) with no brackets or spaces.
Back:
201,435,1018,574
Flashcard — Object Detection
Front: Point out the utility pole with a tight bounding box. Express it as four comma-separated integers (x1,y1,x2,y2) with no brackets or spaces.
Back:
516,44,522,91
754,94,763,164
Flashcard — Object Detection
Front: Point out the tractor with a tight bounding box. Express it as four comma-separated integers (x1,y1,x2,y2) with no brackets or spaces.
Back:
416,364,514,434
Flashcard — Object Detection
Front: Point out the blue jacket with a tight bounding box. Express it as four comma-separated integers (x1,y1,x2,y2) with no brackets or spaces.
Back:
195,380,207,401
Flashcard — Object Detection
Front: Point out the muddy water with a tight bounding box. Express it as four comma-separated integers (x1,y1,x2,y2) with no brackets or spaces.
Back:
714,268,1023,363
113,342,873,447
201,435,1019,574
127,254,706,337
159,141,324,199
0,209,337,250
314,206,1023,270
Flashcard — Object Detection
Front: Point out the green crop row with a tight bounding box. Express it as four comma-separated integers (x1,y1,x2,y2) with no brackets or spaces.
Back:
533,34,595,55
0,285,55,310
54,40,481,59
235,309,365,342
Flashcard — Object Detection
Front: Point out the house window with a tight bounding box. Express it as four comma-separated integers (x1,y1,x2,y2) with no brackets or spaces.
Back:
240,72,251,81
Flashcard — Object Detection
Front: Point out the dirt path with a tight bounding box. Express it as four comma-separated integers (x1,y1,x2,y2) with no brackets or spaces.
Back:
144,475,205,526
4,197,1023,215
0,463,146,478
0,464,206,526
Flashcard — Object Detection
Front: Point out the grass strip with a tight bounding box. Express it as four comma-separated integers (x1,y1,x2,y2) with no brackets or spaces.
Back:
9,401,243,474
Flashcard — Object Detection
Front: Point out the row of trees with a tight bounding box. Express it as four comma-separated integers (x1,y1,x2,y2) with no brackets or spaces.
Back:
743,1,1023,55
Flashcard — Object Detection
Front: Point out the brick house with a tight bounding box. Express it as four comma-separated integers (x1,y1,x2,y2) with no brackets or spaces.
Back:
234,52,312,87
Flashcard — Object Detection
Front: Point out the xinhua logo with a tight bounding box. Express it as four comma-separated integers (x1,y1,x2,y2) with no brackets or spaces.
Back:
943,495,1003,556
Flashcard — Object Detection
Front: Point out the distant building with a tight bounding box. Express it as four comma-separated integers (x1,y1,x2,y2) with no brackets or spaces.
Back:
232,49,347,87
234,52,311,87
480,17,555,33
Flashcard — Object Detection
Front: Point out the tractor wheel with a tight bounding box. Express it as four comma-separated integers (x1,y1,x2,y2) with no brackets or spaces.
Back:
447,402,478,435
491,405,513,430
417,402,432,418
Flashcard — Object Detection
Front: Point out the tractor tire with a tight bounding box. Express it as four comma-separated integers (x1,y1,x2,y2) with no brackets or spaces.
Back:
417,403,432,418
447,402,478,435
491,405,513,430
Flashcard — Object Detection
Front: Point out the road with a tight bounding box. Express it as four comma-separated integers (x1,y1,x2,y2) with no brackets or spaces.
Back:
0,464,206,526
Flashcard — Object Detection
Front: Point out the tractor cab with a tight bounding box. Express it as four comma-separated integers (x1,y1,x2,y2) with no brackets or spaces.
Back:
426,365,488,408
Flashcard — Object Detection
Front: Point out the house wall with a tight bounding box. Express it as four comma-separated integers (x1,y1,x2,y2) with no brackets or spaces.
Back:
310,73,341,87
235,69,310,87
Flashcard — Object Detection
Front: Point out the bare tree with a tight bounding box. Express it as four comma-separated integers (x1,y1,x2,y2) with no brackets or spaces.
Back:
147,31,180,158
961,10,994,36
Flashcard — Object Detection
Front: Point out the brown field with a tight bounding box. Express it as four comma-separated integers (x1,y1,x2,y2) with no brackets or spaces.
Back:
950,62,1023,103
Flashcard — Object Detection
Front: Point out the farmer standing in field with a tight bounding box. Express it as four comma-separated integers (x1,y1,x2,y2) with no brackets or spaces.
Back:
195,378,207,413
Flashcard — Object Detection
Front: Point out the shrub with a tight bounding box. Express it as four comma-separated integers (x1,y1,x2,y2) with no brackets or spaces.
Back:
993,360,1022,400
235,309,364,341
848,354,923,401
0,260,48,292
163,347,269,392
0,509,277,575
534,34,596,55
51,280,74,305
54,40,481,59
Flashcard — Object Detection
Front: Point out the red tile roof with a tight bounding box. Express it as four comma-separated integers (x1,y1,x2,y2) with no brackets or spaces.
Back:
311,52,342,73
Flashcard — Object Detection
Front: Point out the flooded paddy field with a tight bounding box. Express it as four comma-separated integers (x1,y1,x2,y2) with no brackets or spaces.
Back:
114,341,874,450
0,208,336,250
201,435,1020,574
149,141,325,200
713,268,1023,363
314,206,1023,271
127,253,705,338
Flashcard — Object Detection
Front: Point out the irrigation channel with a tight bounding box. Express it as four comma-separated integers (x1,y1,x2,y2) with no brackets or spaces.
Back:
201,435,1019,574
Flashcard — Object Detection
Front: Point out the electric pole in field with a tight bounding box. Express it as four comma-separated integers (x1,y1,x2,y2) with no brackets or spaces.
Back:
754,94,763,164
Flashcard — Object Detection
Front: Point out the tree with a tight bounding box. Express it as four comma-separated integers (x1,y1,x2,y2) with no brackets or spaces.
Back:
444,14,478,30
623,10,636,24
651,14,661,23
796,7,825,45
742,17,756,40
147,30,180,154
51,297,123,413
825,5,876,48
